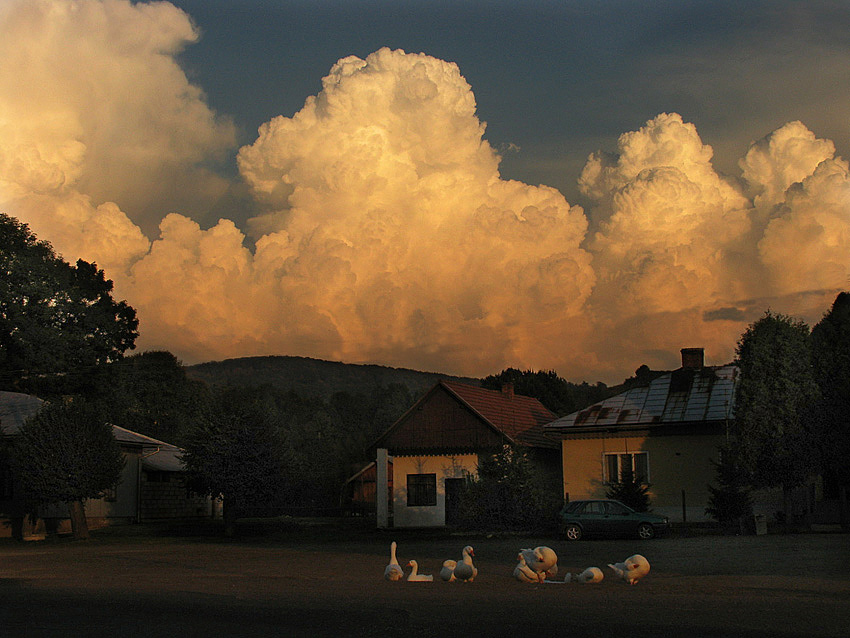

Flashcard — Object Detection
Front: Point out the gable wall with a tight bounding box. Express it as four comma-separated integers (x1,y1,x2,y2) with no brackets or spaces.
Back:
382,386,504,452
561,432,725,522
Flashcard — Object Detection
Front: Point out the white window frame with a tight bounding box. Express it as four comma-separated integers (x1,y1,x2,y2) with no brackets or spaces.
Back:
603,451,649,484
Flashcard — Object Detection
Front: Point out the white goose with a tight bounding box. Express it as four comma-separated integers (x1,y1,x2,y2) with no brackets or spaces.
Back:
521,546,558,579
406,560,433,582
451,545,477,582
440,559,457,582
383,541,404,581
514,552,543,583
564,566,604,583
608,554,650,585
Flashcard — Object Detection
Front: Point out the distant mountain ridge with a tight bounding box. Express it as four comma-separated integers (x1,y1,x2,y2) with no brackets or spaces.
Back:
185,355,480,399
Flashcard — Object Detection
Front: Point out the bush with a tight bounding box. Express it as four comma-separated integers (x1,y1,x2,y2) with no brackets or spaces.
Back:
455,445,563,533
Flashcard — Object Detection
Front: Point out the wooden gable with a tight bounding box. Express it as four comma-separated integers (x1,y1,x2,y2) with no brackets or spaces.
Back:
376,383,507,455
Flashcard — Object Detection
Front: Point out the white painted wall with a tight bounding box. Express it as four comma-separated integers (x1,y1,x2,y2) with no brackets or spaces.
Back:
391,454,478,528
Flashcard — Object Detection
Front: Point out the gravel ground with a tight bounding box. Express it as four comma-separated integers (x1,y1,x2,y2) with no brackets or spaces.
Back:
1,522,848,637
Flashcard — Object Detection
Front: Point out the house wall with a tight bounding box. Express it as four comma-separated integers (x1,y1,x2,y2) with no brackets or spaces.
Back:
140,470,213,520
561,432,725,522
83,447,141,523
391,454,477,527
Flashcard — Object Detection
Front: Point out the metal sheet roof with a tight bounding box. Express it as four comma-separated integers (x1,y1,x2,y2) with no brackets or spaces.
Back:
0,391,44,434
545,365,738,432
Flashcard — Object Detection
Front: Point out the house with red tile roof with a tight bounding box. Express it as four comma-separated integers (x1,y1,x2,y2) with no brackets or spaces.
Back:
370,380,559,528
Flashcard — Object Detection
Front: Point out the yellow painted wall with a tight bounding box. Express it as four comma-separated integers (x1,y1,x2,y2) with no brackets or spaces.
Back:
561,433,725,522
392,454,477,527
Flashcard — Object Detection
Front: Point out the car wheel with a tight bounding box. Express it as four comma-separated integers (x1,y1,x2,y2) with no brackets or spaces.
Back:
637,523,655,540
565,524,582,541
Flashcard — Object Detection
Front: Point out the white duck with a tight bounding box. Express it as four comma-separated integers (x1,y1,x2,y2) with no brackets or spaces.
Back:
521,546,558,579
564,566,604,583
513,552,543,583
608,554,650,585
406,560,433,582
440,559,457,582
383,541,404,581
451,545,477,582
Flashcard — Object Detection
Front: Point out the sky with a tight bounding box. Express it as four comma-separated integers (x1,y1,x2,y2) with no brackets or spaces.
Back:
2,0,850,384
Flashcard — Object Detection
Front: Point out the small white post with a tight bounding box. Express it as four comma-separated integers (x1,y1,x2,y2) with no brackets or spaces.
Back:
376,448,389,529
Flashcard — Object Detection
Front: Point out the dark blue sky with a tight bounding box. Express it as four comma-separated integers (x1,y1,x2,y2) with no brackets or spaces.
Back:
170,0,850,206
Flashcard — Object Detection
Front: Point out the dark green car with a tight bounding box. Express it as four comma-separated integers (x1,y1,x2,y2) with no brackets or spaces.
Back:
559,499,669,541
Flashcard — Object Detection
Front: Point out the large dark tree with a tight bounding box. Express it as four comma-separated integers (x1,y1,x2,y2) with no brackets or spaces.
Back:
733,311,819,501
95,351,210,446
13,398,125,540
181,388,290,536
810,292,850,527
0,214,138,394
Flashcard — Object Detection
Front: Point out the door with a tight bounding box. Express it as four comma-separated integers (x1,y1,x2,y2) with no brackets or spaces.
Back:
577,500,608,534
444,478,465,526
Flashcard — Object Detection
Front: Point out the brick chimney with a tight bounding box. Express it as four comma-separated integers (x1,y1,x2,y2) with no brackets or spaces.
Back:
501,382,514,399
680,347,704,369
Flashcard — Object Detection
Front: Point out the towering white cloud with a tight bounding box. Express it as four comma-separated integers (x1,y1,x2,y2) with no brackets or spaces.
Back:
0,0,235,270
579,115,850,374
133,47,594,372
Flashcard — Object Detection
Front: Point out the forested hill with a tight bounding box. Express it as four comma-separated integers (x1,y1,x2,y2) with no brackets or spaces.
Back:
185,355,479,399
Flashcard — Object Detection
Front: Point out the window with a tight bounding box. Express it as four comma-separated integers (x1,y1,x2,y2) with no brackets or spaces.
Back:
145,470,171,483
604,501,631,515
581,501,606,515
406,473,437,506
603,452,649,483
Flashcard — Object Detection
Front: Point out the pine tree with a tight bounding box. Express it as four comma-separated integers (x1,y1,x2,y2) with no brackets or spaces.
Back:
605,469,651,512
705,443,752,530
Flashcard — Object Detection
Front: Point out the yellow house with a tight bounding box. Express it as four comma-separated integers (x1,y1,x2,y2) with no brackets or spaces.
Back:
545,349,738,523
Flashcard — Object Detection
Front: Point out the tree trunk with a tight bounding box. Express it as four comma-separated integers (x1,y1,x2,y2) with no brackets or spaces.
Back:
68,500,89,540
222,499,237,538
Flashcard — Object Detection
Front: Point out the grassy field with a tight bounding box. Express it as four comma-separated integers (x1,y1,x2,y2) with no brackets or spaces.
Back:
1,520,848,637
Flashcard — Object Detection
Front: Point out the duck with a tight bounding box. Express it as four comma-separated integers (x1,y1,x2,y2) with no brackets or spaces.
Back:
521,546,558,579
608,554,650,585
383,541,404,581
451,545,477,582
513,552,543,583
406,560,433,582
564,566,604,583
440,559,458,582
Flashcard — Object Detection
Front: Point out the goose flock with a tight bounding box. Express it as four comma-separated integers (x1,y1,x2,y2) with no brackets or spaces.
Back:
384,542,650,586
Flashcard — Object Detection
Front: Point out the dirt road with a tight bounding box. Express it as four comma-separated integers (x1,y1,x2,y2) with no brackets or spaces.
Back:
1,524,848,637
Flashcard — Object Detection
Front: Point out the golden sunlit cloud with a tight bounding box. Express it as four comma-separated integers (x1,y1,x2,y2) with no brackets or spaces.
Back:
2,0,849,382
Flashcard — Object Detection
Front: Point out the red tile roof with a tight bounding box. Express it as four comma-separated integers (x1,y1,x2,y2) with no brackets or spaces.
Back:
440,381,559,449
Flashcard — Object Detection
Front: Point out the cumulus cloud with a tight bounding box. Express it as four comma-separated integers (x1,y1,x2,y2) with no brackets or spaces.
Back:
0,0,235,260
139,47,594,372
580,115,850,374
2,1,850,382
